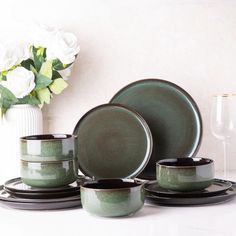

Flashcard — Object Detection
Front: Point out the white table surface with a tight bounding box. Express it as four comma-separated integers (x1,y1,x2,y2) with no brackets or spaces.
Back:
0,172,235,236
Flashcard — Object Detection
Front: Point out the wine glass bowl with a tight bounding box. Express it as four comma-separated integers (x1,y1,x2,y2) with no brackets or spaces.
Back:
211,94,236,140
210,93,236,177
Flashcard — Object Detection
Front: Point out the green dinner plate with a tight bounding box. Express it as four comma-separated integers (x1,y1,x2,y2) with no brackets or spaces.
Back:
73,104,153,179
110,79,202,180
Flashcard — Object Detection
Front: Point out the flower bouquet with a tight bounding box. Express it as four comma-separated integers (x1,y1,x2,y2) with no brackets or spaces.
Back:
0,26,80,117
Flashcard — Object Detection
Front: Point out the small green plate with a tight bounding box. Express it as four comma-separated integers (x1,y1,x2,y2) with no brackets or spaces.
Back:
110,79,202,180
73,104,153,179
144,179,232,198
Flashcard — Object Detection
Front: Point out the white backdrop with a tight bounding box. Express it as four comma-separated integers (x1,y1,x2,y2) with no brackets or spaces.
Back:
0,0,236,175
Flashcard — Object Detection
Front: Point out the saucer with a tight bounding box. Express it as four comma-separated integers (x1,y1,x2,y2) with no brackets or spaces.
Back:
144,179,232,198
4,187,80,199
4,177,80,193
0,185,81,210
145,180,236,206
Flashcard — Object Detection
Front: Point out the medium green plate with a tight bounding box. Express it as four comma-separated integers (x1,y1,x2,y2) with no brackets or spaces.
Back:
110,79,202,180
73,104,153,179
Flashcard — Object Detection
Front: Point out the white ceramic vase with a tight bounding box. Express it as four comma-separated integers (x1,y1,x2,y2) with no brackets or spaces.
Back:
0,105,43,182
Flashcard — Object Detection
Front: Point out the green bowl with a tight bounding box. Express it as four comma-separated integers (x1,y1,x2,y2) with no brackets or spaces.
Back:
156,158,214,192
81,179,145,217
21,159,77,188
20,134,77,162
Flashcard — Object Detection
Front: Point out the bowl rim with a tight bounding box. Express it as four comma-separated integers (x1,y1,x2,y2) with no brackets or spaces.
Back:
20,159,75,164
81,179,144,192
156,157,214,169
20,134,77,141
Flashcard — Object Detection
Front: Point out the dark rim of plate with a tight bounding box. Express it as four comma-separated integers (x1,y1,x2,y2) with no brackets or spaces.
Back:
0,185,81,203
73,103,153,179
145,181,236,206
144,179,232,197
4,187,81,198
145,186,236,204
110,78,203,158
4,177,81,193
0,195,82,210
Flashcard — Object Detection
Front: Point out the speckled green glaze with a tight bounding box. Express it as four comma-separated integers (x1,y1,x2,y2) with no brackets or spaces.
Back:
156,158,214,192
73,104,152,179
20,134,77,162
81,180,145,217
110,79,203,180
21,160,77,188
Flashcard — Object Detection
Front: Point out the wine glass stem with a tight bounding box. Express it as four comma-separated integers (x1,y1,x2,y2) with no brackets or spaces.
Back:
222,140,228,178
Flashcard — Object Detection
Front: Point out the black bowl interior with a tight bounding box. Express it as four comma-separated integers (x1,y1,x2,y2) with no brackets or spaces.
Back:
82,179,141,189
157,158,213,167
21,134,72,140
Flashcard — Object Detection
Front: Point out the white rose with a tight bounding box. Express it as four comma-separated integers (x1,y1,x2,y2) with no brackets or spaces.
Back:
30,24,57,49
46,31,80,64
0,42,30,72
0,67,35,98
30,24,79,65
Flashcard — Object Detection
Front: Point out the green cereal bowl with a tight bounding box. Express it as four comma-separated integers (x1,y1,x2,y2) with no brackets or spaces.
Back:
156,158,214,192
21,159,77,188
20,134,77,162
81,179,145,217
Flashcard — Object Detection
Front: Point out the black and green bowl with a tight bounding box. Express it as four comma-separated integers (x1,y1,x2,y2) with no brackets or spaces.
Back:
156,158,214,192
20,134,77,162
80,179,145,217
21,159,77,188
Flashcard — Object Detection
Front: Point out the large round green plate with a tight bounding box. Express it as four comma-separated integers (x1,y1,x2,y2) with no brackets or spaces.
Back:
73,104,153,179
110,79,202,180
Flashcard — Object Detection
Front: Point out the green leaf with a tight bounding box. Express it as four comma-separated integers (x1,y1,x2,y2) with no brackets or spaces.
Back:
21,59,35,71
35,73,52,90
32,46,45,71
49,78,68,95
17,95,41,105
37,88,51,105
0,71,8,81
0,74,6,82
52,70,62,80
0,85,18,111
37,47,45,56
52,59,72,71
40,61,52,79
30,65,38,75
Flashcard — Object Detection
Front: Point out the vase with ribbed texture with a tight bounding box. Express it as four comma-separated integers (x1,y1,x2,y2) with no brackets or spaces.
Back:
0,105,43,182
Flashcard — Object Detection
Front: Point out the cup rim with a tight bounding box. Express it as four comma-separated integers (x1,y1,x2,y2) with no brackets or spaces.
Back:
21,159,75,164
20,134,77,141
156,157,214,169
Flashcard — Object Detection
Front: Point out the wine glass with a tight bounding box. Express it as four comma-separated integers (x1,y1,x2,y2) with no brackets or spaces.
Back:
210,94,236,178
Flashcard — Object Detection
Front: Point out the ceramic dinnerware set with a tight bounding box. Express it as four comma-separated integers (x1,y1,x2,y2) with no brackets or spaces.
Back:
0,79,235,216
